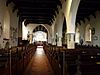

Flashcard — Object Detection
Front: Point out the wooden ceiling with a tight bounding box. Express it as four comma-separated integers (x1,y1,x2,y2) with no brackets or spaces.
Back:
76,0,100,23
6,0,100,25
6,0,62,25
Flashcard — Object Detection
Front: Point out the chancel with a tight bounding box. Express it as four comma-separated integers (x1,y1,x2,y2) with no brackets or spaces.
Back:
0,0,100,75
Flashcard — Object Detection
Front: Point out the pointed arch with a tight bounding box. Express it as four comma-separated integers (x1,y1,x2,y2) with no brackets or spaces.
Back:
32,25,48,42
33,31,47,42
33,25,48,33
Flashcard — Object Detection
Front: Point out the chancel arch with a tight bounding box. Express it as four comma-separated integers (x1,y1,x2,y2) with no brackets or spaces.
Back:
32,25,48,43
22,23,51,44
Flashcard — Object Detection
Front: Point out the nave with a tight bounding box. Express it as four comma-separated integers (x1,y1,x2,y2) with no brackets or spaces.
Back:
0,43,100,75
0,0,100,75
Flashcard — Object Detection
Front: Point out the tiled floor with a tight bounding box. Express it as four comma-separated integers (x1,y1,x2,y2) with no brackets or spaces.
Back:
23,46,54,75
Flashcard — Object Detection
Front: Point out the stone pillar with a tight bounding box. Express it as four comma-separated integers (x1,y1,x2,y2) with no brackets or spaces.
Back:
57,36,62,46
64,0,80,49
52,37,56,45
64,32,67,44
67,33,75,49
56,10,63,46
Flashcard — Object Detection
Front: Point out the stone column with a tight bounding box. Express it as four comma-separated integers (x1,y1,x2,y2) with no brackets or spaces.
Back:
52,37,56,45
64,0,80,49
67,33,75,49
64,32,67,44
57,36,62,46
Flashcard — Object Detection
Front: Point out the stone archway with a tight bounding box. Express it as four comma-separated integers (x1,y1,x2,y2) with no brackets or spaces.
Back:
51,10,64,46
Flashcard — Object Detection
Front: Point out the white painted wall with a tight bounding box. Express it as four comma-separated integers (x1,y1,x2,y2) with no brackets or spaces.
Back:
9,4,19,47
0,0,18,48
76,11,100,46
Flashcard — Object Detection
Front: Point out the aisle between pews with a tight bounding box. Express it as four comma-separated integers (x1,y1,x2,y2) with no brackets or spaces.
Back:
23,46,54,75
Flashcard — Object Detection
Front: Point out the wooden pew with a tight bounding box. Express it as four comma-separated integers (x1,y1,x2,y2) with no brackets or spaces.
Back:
44,44,100,75
0,44,37,75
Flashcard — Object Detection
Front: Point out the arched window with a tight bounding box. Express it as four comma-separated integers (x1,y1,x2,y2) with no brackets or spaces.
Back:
75,28,80,43
3,9,10,39
34,31,47,42
85,24,92,42
33,25,48,42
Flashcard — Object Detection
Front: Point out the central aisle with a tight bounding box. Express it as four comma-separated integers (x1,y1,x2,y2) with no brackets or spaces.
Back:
23,46,54,75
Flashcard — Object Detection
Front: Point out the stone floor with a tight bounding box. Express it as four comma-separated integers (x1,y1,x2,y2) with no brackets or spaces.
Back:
23,46,54,75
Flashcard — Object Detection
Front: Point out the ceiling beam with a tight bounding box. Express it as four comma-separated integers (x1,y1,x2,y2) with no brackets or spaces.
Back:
24,20,52,25
20,16,54,23
17,4,57,9
20,16,53,19
18,12,56,17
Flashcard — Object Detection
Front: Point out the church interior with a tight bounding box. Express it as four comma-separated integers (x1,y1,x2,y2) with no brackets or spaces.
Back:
0,0,100,75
